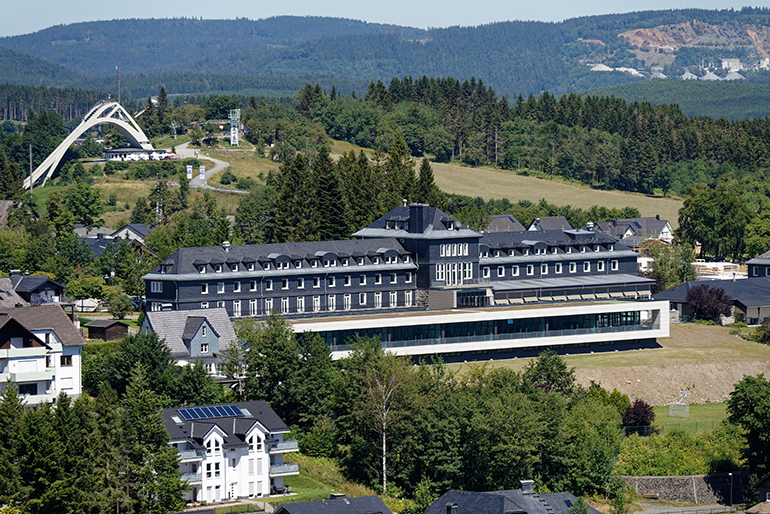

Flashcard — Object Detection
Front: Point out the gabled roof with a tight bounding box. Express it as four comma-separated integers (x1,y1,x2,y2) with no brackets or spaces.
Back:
143,308,236,358
7,274,64,293
275,495,392,514
111,223,156,239
746,249,770,266
0,278,29,308
84,319,129,328
528,217,572,231
425,488,603,514
182,316,219,341
162,400,290,447
353,204,481,240
0,314,49,349
0,304,86,346
485,214,526,233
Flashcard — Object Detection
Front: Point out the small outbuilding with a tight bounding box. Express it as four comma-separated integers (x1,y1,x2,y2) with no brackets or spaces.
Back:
85,319,129,341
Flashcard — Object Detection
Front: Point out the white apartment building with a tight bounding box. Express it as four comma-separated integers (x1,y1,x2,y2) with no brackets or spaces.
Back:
162,401,299,504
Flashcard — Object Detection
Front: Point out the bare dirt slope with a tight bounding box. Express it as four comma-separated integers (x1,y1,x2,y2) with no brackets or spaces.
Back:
575,324,770,405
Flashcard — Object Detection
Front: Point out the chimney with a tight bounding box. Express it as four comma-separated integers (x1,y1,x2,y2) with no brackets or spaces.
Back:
409,203,430,234
402,199,408,207
656,214,660,221
330,493,346,500
586,222,594,230
520,479,535,495
446,503,458,514
222,241,231,252
10,269,20,277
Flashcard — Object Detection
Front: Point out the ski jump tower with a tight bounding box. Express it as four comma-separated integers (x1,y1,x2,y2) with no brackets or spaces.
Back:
24,100,153,189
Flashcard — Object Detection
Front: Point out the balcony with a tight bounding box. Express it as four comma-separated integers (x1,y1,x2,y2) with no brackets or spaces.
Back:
269,440,299,454
177,449,202,461
269,463,299,477
11,368,55,382
181,472,202,483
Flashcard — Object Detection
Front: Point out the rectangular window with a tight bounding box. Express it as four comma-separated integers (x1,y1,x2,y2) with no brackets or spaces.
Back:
313,296,320,312
201,283,209,294
250,280,257,291
265,298,273,312
541,264,548,275
151,302,161,311
598,261,605,272
342,258,349,266
440,245,446,257
248,459,254,475
215,264,222,273
754,267,759,277
297,297,305,313
313,277,320,288
359,292,367,305
375,274,382,285
217,282,225,294
233,300,241,317
202,325,207,337
295,261,302,269
527,264,534,276
357,257,365,265
296,278,304,289
217,301,224,308
231,264,238,272
215,463,220,477
328,295,336,311
611,260,618,271
483,267,490,278
234,281,241,292
249,299,257,315
60,355,73,367
555,263,562,274
390,273,397,284
151,281,162,293
405,291,413,307
281,279,289,290
389,291,397,307
247,263,255,271
207,463,212,477
281,297,289,314
201,302,209,309
264,262,271,270
344,275,351,286
265,279,273,291
201,343,209,354
497,266,505,277
583,262,591,272
374,292,382,308
199,265,206,274
569,262,577,273
311,260,318,268
328,276,335,287
359,275,366,285
343,294,351,310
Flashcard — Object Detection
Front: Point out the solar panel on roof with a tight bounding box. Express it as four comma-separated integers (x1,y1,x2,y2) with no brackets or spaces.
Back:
178,405,242,420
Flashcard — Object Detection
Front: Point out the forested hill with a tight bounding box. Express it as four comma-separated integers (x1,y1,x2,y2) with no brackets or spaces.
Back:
586,81,770,120
3,8,770,101
0,17,427,77
0,47,85,87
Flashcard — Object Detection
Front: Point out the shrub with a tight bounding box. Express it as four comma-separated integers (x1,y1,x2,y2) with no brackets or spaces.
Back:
622,399,656,435
219,170,237,185
686,284,733,322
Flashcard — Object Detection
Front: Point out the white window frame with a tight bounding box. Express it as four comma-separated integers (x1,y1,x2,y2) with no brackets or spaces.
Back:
281,297,289,314
328,276,336,287
527,264,534,276
375,274,382,285
215,264,222,273
281,278,289,290
555,263,562,274
151,281,162,293
541,264,548,275
405,290,413,307
483,267,490,278
374,292,382,308
233,300,241,317
390,273,397,284
313,277,320,288
569,262,577,273
217,282,225,294
297,297,305,313
328,295,336,311
265,279,273,291
497,266,505,278
249,299,257,315
201,283,209,294
359,292,367,305
512,265,519,277
234,281,241,292
611,260,619,271
598,261,605,272
201,301,209,309
389,291,397,307
313,296,321,312
344,275,351,286
583,261,591,272
250,280,257,291
343,294,351,310
265,298,273,312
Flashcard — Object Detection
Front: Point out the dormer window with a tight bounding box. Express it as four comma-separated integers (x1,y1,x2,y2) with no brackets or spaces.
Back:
295,261,302,268
199,265,206,273
311,260,318,268
567,247,573,254
386,220,394,229
396,221,403,230
509,250,515,256
494,250,501,257
594,245,600,252
231,264,238,272
403,256,410,263
552,247,558,254
264,262,271,270
215,264,222,273
247,263,255,271
342,258,349,266
523,249,529,256
160,265,168,274
447,221,454,230
373,257,380,265
609,245,614,252
357,257,364,265
580,246,586,253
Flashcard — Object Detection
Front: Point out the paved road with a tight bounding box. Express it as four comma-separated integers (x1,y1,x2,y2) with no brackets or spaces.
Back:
176,142,246,194
635,502,740,514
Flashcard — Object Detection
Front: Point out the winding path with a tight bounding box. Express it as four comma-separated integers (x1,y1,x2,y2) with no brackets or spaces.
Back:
176,142,247,194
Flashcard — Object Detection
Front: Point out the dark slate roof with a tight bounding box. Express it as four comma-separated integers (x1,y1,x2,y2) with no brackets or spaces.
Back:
425,489,603,514
182,317,211,340
485,214,527,233
84,319,129,328
0,278,29,308
528,216,572,231
595,218,670,239
275,495,391,514
163,400,290,446
481,229,622,248
146,238,409,276
746,249,770,266
7,275,65,293
0,305,86,346
81,236,114,258
143,308,236,358
353,204,481,240
653,278,770,308
111,223,155,239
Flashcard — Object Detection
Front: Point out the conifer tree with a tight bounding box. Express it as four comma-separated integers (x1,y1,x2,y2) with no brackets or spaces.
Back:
273,154,318,242
314,146,350,240
342,150,377,231
0,384,26,507
416,158,446,210
384,134,415,210
0,151,22,200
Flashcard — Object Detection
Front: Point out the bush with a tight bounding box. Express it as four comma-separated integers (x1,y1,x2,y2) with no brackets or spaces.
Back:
219,170,237,185
622,399,656,435
686,284,733,322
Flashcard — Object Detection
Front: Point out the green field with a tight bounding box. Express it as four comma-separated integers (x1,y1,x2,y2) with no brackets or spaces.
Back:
431,162,683,228
654,403,728,434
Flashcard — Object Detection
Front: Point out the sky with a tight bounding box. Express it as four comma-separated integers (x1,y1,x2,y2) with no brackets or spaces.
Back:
0,0,753,38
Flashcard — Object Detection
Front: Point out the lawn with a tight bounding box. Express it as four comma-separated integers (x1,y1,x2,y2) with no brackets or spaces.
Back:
431,162,684,228
653,403,729,434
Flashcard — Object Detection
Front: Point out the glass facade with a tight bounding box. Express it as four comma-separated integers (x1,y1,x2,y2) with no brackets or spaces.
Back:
306,311,646,351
